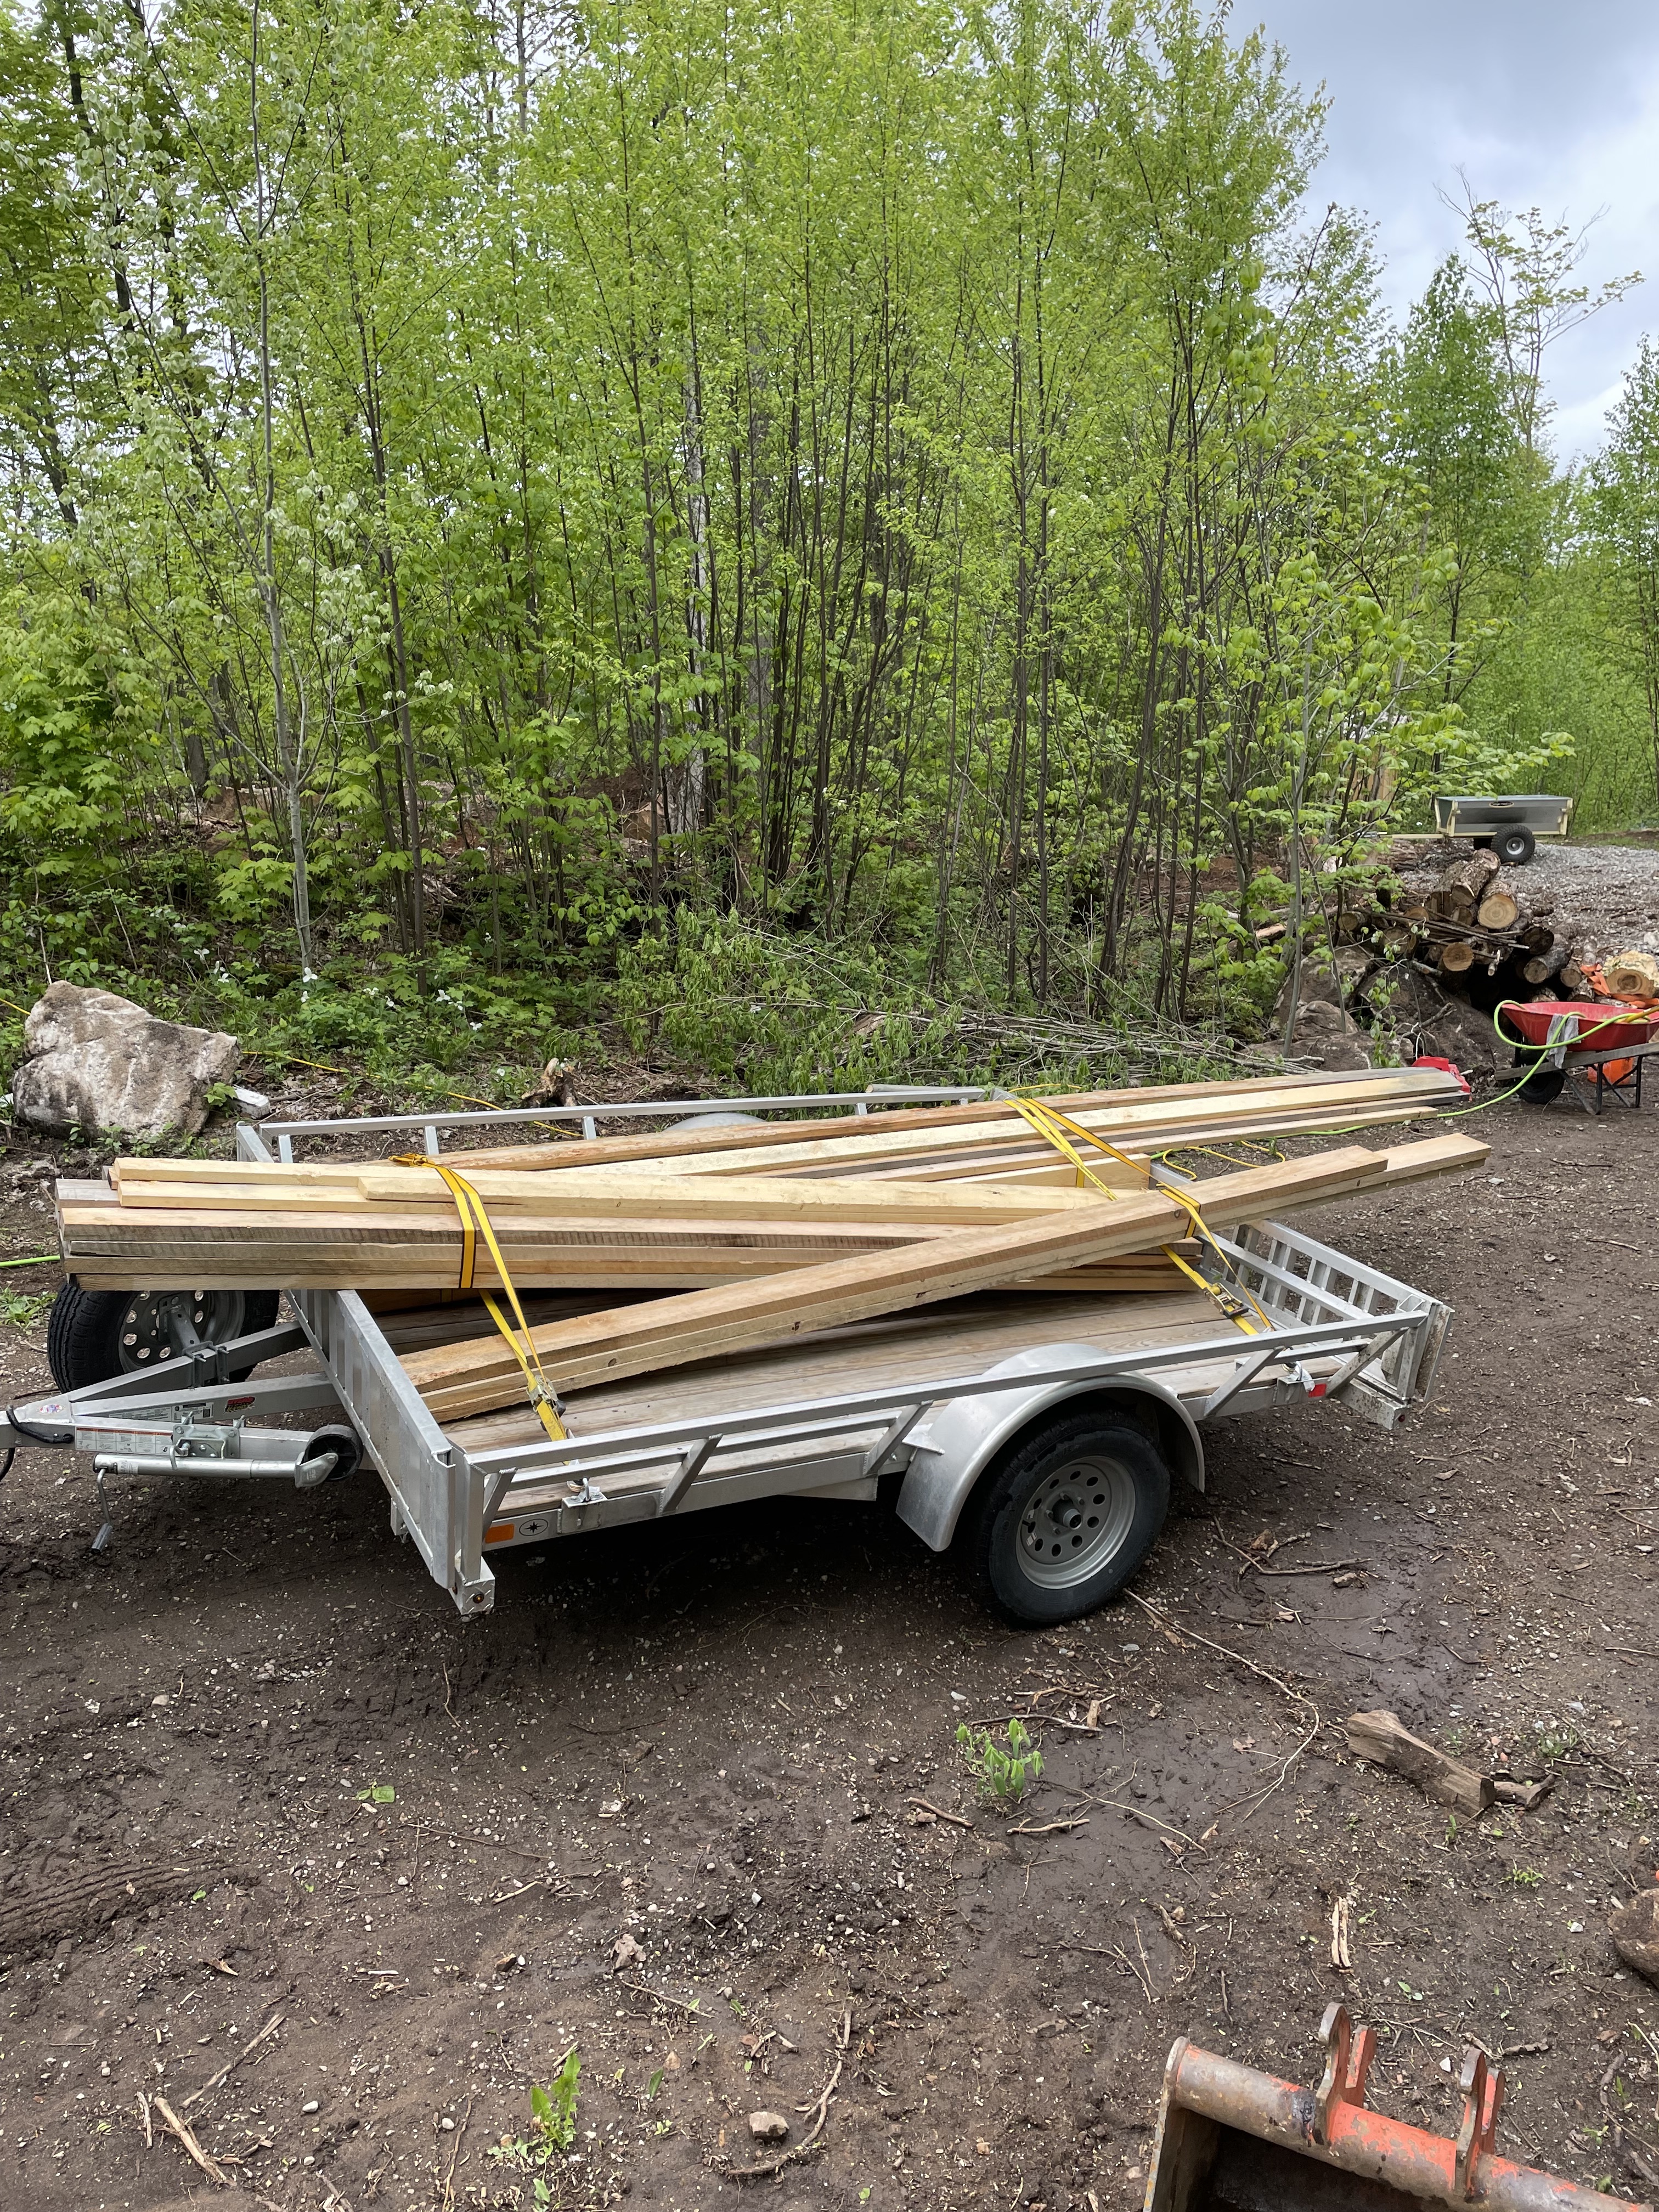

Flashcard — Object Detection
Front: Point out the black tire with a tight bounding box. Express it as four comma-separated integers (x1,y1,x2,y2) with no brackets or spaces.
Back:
965,1411,1171,1628
46,1283,281,1392
1514,1057,1567,1105
1495,826,1536,865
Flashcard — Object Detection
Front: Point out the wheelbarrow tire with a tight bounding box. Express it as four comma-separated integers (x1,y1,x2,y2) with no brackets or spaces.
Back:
46,1283,281,1392
1495,825,1536,865
1516,1062,1567,1105
965,1410,1170,1628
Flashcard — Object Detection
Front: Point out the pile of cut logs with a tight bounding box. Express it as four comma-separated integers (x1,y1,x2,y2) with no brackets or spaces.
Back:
1338,850,1581,990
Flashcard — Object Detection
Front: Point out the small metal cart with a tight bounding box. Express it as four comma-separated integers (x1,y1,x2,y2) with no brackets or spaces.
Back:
1431,794,1573,864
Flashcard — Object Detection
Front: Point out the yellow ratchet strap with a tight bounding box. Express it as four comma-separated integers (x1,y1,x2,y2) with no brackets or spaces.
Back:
392,1154,568,1442
1007,1096,1269,1336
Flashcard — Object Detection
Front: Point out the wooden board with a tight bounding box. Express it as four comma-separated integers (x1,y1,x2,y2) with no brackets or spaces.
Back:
105,1164,1143,1220
443,1285,1233,1454
402,1146,1401,1419
441,1071,1429,1173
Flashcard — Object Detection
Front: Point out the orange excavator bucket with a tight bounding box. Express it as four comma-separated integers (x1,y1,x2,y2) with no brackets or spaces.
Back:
1145,2004,1652,2212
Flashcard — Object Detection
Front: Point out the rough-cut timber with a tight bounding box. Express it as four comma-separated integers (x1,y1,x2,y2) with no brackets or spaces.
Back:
442,1066,1415,1177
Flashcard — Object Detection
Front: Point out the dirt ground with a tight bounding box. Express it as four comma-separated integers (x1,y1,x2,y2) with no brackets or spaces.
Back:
2,1090,1658,2212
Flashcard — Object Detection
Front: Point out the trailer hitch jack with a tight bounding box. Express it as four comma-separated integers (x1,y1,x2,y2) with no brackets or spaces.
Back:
1144,2002,1651,2212
91,1465,113,1553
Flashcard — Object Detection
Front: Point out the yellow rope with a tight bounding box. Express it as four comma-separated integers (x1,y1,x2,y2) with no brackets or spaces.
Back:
1008,1096,1269,1335
392,1154,568,1442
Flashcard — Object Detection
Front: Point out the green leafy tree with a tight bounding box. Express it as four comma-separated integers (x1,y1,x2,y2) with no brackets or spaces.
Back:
1590,338,1659,804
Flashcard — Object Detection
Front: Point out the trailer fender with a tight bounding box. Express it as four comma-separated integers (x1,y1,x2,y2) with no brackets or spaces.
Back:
895,1346,1204,1554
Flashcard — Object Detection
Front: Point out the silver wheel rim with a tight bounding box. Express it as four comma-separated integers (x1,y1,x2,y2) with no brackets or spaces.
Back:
1016,1452,1138,1590
117,1289,250,1372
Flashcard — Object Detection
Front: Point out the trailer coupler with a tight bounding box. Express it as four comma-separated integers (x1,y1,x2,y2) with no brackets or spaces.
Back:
1146,2002,1651,2212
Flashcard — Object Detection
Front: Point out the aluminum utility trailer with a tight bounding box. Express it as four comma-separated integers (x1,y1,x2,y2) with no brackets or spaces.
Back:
3,1090,1453,1624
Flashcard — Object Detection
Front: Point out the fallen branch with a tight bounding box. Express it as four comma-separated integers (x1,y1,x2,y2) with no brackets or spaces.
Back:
439,2093,471,2212
1009,1815,1090,1836
724,2008,849,2180
1076,1793,1200,1850
182,2010,284,2112
905,1795,974,1830
152,2091,228,2186
618,1976,703,2015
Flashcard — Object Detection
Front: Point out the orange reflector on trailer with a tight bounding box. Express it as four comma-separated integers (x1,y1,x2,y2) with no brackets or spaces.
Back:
484,1522,516,1545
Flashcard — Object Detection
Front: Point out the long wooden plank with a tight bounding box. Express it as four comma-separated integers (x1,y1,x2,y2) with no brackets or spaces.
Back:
103,1166,1143,1221
783,1100,1460,1181
443,1285,1220,1441
442,1069,1452,1173
111,1073,1453,1193
402,1146,1399,1419
617,1082,1465,1181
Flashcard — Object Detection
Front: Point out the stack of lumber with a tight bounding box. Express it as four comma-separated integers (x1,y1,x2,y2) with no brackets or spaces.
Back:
57,1066,1469,1299
55,1069,1489,1418
399,1135,1488,1418
1339,850,1582,989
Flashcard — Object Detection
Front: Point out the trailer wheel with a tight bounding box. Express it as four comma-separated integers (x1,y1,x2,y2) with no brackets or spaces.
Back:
46,1284,281,1392
1494,825,1536,865
966,1410,1170,1627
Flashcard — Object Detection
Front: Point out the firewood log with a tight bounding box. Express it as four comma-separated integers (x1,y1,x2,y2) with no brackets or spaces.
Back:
1476,884,1521,931
1435,850,1500,908
1521,942,1571,986
1345,1709,1494,1817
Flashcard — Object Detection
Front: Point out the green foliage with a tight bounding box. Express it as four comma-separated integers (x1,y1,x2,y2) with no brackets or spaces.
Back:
0,0,1649,1076
489,2050,583,2208
957,1718,1043,1804
532,2049,582,2155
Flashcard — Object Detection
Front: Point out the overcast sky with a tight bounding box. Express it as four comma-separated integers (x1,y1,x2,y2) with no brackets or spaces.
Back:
1244,0,1659,458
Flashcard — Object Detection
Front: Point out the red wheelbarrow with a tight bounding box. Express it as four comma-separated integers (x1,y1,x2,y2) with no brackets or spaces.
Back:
1145,2004,1651,2212
1494,998,1659,1111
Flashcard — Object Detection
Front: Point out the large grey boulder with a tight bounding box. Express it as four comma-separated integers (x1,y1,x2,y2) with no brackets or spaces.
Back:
1283,997,1374,1071
10,983,239,1141
1271,943,1376,1026
1355,961,1446,1034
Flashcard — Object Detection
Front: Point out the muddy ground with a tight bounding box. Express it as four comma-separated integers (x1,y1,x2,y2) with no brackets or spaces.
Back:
2,1092,1658,2212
